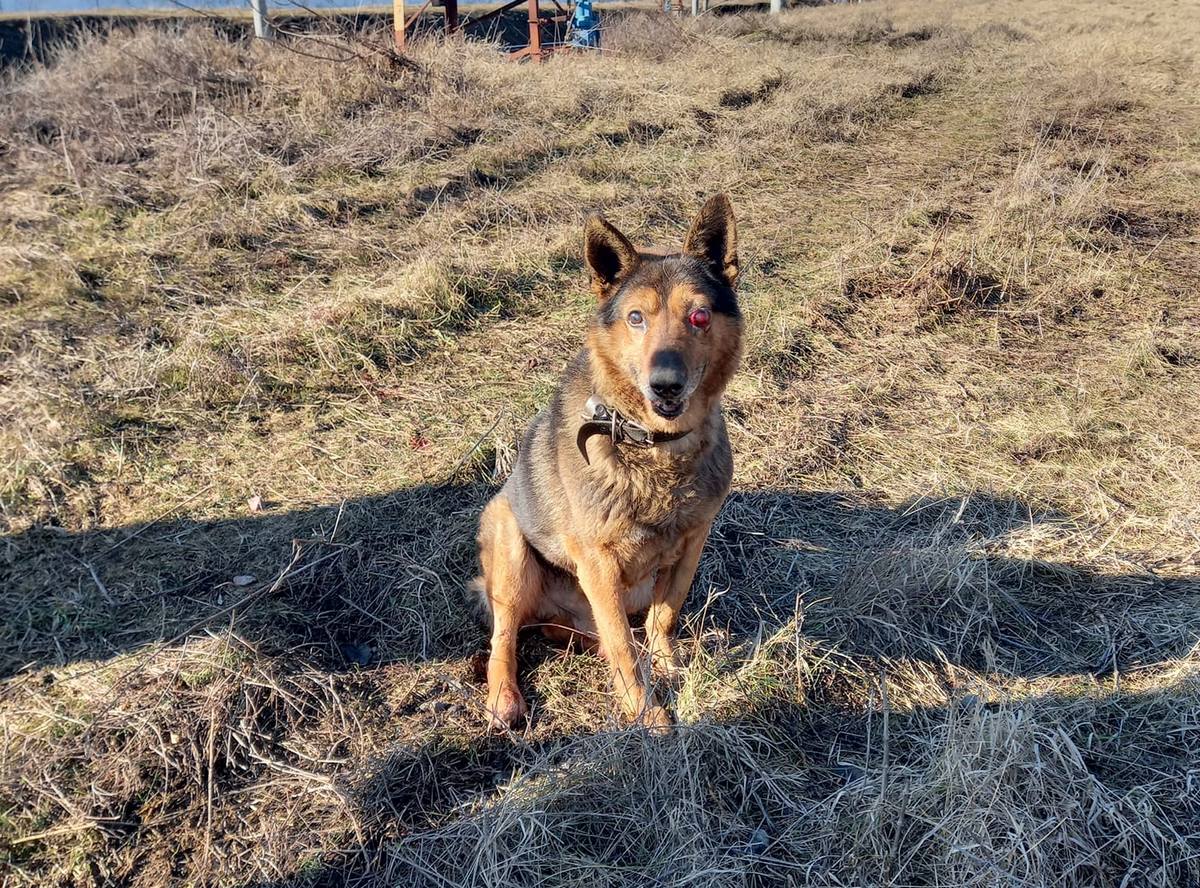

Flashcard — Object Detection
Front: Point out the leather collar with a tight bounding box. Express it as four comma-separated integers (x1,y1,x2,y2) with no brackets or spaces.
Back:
576,395,691,463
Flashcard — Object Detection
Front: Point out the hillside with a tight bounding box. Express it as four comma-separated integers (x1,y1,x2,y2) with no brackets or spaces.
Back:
1,1,1198,885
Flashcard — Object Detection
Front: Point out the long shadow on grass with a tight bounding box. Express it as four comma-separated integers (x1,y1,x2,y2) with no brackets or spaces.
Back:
1,483,489,680
4,486,1197,682
704,491,1200,678
5,485,1199,885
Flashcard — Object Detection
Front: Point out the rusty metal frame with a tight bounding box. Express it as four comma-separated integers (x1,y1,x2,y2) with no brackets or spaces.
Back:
508,0,574,62
398,0,566,63
508,0,543,62
404,0,433,42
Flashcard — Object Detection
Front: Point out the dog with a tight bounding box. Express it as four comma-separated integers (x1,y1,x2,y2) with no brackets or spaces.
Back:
473,194,742,730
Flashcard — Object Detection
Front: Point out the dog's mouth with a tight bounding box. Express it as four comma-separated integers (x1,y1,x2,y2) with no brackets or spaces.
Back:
650,397,687,420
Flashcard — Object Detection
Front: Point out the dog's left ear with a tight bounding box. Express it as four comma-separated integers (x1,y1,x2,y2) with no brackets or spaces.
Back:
683,193,738,288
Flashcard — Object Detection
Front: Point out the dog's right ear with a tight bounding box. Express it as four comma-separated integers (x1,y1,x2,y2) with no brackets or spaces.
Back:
584,215,640,300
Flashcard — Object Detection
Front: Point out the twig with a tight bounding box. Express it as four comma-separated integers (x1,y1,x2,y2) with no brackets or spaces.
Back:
444,410,508,482
10,817,132,845
60,137,82,195
68,555,113,603
6,543,348,704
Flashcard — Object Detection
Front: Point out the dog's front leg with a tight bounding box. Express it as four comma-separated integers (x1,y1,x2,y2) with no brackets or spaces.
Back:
568,541,670,732
646,521,711,676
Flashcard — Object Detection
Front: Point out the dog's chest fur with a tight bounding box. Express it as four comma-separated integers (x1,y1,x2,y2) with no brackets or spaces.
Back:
581,429,731,581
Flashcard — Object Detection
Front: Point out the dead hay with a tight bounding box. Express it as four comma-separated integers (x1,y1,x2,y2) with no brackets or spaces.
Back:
2,0,1200,884
381,678,1200,887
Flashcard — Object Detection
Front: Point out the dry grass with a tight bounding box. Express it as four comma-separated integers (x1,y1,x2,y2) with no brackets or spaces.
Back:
1,1,1198,885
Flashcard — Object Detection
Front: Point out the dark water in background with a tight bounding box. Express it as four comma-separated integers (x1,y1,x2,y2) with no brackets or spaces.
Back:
0,0,571,65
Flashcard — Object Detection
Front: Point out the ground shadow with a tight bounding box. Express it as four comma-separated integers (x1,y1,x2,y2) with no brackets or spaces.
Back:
1,482,490,681
703,490,1200,678
5,483,1199,885
4,487,1197,682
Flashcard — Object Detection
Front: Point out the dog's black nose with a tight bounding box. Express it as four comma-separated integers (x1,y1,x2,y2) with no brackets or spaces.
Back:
649,351,687,400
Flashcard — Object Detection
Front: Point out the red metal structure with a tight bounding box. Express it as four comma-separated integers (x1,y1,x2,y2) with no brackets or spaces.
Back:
395,0,570,62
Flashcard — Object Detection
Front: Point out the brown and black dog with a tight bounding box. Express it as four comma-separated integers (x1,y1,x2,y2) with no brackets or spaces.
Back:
473,194,742,730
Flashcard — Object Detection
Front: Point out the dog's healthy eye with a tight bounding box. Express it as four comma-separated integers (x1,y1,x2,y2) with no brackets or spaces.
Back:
688,308,711,330
627,310,644,327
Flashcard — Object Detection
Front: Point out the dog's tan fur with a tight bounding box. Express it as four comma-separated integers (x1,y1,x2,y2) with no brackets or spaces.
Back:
474,195,742,730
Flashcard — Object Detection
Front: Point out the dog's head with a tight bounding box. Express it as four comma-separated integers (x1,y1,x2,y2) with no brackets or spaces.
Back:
584,194,742,429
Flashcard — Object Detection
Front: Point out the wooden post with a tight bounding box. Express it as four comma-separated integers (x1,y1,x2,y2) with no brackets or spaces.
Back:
394,0,405,50
444,0,459,32
250,0,272,40
691,0,698,14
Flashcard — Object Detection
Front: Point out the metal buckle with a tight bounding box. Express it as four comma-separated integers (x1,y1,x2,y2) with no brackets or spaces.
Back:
581,396,655,451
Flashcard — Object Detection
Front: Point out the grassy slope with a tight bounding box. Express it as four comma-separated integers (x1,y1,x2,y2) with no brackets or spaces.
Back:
1,1,1198,885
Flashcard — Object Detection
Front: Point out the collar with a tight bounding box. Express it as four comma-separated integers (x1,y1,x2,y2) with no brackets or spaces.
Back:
576,395,692,463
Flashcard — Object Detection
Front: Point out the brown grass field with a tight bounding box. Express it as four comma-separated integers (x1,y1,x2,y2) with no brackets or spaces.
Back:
1,0,1199,884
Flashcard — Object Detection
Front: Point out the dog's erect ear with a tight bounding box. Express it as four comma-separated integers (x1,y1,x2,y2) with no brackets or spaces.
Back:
584,215,640,299
683,193,738,288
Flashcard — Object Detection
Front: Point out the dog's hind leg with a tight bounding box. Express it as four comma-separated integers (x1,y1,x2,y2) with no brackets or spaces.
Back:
477,495,541,730
537,570,600,651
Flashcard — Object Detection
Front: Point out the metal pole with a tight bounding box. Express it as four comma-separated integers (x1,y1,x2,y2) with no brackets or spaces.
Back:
769,0,781,12
394,0,405,50
527,0,542,61
690,0,698,14
250,0,272,39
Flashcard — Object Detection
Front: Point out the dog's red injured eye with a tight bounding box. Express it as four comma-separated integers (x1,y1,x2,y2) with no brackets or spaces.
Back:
688,308,711,329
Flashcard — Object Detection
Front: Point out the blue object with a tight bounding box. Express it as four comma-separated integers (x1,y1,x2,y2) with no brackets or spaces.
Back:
570,0,600,49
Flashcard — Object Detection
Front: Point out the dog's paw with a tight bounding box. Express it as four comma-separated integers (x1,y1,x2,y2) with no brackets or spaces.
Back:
624,698,672,734
651,649,685,680
486,685,528,731
640,704,673,735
